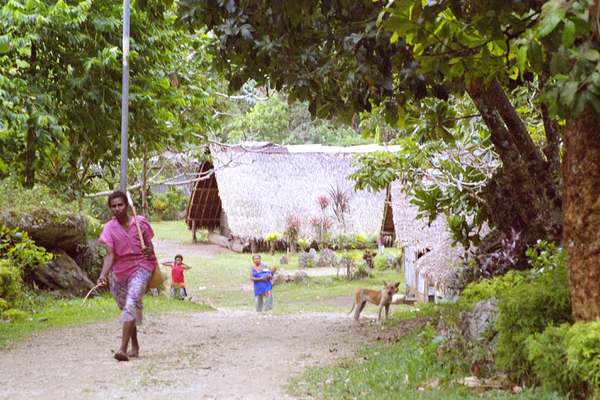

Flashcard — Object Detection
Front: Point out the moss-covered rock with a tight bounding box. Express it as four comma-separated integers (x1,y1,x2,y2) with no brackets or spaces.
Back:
0,211,88,249
33,249,95,296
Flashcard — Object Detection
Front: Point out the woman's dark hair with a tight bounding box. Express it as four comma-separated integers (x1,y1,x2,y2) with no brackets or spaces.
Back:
107,191,128,208
175,254,183,261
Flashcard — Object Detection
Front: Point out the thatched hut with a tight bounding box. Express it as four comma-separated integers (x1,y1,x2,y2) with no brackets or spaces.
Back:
389,181,465,303
186,143,396,252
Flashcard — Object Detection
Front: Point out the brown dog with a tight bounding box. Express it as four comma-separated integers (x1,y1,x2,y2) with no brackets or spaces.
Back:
348,281,400,325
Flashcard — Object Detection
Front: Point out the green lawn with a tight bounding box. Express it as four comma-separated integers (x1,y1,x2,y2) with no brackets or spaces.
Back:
152,219,201,243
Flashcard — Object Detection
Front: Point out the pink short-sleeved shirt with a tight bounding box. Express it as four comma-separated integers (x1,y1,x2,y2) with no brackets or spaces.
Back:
99,215,157,280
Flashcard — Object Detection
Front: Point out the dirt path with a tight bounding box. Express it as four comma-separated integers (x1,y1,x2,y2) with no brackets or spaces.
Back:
0,241,422,400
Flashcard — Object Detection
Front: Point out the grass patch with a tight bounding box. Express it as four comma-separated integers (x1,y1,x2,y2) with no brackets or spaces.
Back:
286,325,569,400
0,291,212,348
152,220,207,243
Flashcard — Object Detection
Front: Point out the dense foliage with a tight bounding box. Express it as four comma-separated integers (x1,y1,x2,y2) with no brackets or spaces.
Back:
151,186,188,220
450,229,521,293
0,223,51,285
0,0,216,198
0,259,24,318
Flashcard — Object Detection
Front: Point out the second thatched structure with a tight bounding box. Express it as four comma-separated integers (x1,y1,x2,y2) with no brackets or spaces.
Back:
389,181,468,303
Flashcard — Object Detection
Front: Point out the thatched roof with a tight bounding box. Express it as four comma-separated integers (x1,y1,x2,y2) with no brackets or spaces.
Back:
188,144,398,241
414,241,465,292
390,180,465,286
390,181,449,249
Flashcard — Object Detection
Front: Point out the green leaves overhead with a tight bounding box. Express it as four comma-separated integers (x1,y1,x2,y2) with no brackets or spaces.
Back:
0,0,217,197
175,0,417,124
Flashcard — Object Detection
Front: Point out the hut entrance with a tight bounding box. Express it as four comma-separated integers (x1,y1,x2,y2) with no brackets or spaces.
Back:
186,155,223,242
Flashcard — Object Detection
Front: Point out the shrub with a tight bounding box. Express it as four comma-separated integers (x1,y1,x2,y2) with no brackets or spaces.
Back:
524,319,600,398
373,254,390,271
494,264,573,383
297,238,311,252
450,228,520,294
352,258,369,279
151,187,188,220
283,213,301,252
525,323,583,395
335,234,354,250
152,200,168,217
564,319,600,396
264,232,281,242
0,224,51,285
459,270,527,306
526,239,567,277
0,259,23,316
84,215,104,242
0,182,78,214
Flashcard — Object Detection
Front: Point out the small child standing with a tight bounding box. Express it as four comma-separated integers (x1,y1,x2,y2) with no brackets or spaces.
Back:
377,236,385,255
162,254,191,299
250,254,277,312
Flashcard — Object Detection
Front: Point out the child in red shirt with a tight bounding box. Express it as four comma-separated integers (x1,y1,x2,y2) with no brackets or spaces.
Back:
162,254,192,299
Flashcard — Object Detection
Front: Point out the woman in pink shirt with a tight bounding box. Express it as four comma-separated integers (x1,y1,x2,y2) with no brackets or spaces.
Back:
97,191,157,362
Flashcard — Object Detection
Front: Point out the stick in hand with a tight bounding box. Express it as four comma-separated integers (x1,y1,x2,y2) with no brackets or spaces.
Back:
126,191,147,257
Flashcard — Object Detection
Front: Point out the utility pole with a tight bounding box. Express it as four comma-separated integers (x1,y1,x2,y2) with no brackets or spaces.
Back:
119,0,130,192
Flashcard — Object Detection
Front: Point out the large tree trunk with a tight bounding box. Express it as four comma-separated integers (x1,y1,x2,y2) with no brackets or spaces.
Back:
563,107,600,322
468,81,563,245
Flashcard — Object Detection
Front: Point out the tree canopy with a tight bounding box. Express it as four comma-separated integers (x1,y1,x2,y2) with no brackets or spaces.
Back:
0,0,217,198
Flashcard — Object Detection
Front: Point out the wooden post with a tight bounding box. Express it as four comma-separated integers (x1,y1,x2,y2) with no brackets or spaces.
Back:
192,220,197,243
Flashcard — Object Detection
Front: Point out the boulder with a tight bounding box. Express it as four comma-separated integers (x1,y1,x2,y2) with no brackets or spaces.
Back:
271,271,285,286
0,211,88,249
33,249,95,296
293,271,308,285
438,298,500,361
308,248,318,260
280,255,288,265
317,248,338,267
298,253,315,269
69,239,105,283
458,298,500,343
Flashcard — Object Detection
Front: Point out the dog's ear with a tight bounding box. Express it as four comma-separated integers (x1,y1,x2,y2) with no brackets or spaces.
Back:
383,280,387,285
394,282,400,289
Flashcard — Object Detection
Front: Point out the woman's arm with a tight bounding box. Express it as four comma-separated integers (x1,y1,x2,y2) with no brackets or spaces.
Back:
250,270,267,282
98,246,115,286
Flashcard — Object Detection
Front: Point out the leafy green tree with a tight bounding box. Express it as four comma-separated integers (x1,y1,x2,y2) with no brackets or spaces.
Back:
224,93,291,143
0,0,216,198
215,88,383,146
173,0,600,321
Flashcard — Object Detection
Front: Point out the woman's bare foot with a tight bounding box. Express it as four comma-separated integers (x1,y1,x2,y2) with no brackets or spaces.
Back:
114,351,129,361
127,349,139,358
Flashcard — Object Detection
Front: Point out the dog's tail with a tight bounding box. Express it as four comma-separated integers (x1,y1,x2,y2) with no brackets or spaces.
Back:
348,290,359,315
